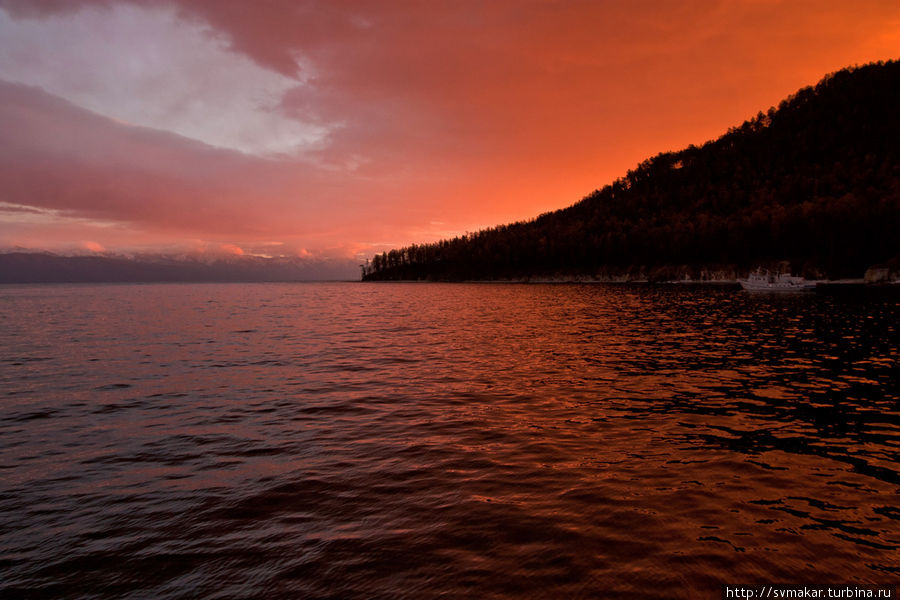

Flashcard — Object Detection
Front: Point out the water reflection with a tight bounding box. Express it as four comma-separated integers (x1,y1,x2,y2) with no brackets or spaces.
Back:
0,283,897,598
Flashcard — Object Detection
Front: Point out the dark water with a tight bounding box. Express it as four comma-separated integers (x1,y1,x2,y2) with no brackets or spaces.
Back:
1,282,898,599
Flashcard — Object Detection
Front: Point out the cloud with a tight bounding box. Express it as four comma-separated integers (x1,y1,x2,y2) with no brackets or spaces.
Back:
0,78,455,256
0,80,305,233
0,3,330,156
219,243,244,256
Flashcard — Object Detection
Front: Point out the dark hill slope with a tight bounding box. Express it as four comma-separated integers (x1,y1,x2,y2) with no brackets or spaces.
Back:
363,61,900,281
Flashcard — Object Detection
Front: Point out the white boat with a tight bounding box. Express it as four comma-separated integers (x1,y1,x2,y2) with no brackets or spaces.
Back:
740,270,817,292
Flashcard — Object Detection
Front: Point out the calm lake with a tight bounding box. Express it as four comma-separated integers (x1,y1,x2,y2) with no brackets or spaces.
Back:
1,282,898,599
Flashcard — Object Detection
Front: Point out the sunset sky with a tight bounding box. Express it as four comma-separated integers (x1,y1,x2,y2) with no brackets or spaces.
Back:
1,0,899,263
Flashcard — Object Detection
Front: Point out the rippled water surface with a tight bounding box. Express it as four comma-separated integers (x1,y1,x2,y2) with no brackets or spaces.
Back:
1,282,898,599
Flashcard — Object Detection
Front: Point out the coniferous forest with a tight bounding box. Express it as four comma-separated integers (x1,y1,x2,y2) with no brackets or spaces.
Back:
362,61,900,282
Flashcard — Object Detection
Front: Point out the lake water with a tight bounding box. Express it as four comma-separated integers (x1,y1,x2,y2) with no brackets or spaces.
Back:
1,282,898,599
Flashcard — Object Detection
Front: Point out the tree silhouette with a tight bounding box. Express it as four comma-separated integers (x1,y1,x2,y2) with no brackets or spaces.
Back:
364,61,900,282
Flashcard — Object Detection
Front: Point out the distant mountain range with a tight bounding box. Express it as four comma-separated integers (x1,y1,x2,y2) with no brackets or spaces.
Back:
0,252,360,283
363,61,900,282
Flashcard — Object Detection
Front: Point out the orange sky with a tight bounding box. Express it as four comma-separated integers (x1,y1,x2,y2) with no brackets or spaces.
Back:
1,0,899,263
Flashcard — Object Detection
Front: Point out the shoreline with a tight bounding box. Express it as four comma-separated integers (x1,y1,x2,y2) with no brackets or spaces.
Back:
362,277,898,287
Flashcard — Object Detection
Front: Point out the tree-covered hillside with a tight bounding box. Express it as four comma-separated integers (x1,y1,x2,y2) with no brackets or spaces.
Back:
362,61,900,281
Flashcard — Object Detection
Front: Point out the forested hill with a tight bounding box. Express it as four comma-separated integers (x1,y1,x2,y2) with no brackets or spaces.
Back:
362,61,900,282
